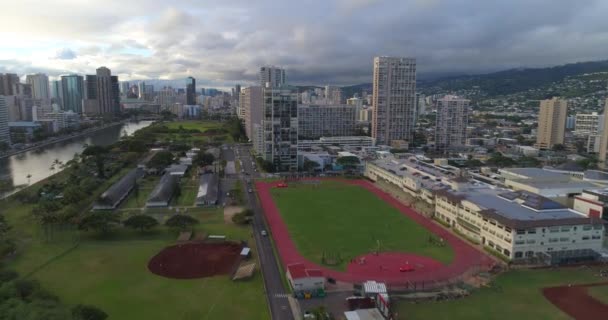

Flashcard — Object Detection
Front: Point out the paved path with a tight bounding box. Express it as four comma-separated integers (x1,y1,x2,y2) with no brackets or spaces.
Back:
235,145,294,320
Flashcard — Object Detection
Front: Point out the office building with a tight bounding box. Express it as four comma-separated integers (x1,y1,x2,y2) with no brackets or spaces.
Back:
0,73,20,96
240,86,263,139
435,95,470,151
297,104,357,139
0,96,9,145
25,73,50,100
138,82,146,99
259,86,298,171
51,80,63,106
60,74,84,114
186,77,196,105
95,67,119,114
120,81,130,95
575,112,604,136
234,84,241,100
260,66,286,88
371,56,417,145
536,97,567,150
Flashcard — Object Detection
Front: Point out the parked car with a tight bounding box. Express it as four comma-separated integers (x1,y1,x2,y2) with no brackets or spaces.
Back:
261,230,267,236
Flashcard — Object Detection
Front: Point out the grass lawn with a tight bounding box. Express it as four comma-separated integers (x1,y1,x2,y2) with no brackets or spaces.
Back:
5,199,269,320
173,187,198,206
165,121,224,132
588,284,608,304
270,181,454,270
395,268,605,320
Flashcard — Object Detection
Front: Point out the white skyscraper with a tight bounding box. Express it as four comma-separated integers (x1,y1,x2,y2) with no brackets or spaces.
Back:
371,56,417,145
25,73,50,100
435,95,470,151
260,66,286,88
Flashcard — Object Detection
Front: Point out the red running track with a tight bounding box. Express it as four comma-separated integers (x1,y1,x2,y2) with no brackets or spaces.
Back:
255,178,494,285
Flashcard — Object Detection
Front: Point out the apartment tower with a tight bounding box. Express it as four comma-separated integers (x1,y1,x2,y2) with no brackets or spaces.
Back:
536,97,567,150
371,56,417,145
435,95,470,151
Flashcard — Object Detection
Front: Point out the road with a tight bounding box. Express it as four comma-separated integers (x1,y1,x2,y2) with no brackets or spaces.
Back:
229,144,295,320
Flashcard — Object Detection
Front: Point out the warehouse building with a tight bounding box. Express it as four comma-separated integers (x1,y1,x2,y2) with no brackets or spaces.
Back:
195,173,219,207
145,173,179,207
93,168,144,210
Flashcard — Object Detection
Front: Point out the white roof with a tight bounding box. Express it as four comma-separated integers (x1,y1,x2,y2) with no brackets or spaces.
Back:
344,309,384,320
363,281,387,294
240,247,251,255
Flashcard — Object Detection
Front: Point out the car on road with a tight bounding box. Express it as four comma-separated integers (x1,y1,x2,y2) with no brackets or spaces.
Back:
248,189,253,193
261,230,267,236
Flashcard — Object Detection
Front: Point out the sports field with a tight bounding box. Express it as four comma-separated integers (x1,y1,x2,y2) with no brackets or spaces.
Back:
5,204,269,320
269,181,454,270
396,268,607,320
165,121,224,132
588,284,608,304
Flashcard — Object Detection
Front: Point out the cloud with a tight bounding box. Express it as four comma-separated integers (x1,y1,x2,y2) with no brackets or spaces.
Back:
0,0,608,87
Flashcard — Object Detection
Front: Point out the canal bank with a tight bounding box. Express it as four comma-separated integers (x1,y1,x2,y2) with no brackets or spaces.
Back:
0,121,154,198
0,122,125,160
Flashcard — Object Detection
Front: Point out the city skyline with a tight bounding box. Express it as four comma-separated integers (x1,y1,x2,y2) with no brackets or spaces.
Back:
2,1,608,88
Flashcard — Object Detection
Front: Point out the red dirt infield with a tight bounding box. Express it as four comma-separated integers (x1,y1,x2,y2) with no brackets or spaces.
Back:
148,242,242,279
543,283,608,320
255,178,494,286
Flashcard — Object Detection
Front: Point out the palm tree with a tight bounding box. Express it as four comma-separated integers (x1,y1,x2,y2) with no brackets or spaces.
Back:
26,174,32,185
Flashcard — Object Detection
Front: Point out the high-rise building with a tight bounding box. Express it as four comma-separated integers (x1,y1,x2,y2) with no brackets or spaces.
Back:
371,56,417,145
435,95,470,151
0,96,9,145
259,86,298,171
60,74,84,113
575,112,604,136
138,81,146,100
234,84,241,102
0,73,20,96
25,73,50,100
240,86,263,140
158,87,177,107
324,85,342,104
120,81,130,95
186,77,196,105
297,104,357,139
95,67,119,114
260,66,286,88
536,97,567,150
51,80,63,107
597,100,608,168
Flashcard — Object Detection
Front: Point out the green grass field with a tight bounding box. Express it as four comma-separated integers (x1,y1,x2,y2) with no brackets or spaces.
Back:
396,268,606,320
5,200,269,320
165,121,224,132
270,181,454,270
588,284,608,305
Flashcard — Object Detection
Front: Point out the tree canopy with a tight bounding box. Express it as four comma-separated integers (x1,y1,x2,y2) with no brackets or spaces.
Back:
193,151,215,167
78,212,121,234
165,214,199,230
123,215,159,232
147,151,175,170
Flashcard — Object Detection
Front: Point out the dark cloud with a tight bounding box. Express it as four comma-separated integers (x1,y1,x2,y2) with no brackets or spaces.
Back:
3,0,608,87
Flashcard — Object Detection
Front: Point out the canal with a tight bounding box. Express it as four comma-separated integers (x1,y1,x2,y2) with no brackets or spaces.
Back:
0,121,153,198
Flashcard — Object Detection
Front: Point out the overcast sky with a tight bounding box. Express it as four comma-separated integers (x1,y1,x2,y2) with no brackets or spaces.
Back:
1,0,608,88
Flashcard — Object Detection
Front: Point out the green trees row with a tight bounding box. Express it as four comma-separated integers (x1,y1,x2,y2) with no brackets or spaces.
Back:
78,213,199,234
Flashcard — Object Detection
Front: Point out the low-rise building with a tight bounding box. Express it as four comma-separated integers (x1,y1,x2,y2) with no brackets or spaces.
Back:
500,168,598,205
286,263,324,293
93,168,145,210
573,189,608,220
195,173,219,207
435,186,604,262
146,173,179,207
